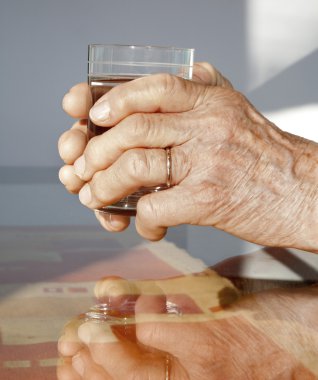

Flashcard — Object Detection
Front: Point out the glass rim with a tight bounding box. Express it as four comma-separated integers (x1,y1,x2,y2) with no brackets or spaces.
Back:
88,43,194,53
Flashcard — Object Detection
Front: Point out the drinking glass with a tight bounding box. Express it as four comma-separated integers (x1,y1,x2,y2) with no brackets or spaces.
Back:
88,44,194,216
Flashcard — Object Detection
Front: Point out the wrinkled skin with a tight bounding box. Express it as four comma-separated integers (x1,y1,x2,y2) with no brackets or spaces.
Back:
58,62,318,251
57,272,318,380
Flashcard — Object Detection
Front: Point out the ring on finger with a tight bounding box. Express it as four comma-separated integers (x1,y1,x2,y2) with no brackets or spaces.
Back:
165,147,172,188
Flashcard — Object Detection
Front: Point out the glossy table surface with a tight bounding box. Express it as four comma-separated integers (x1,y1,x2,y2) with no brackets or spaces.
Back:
1,226,318,380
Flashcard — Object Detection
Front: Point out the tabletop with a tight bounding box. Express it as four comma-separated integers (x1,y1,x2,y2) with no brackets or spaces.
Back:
1,226,318,380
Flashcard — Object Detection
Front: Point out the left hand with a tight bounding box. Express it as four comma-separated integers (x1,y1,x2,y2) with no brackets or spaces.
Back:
58,62,233,236
59,65,318,250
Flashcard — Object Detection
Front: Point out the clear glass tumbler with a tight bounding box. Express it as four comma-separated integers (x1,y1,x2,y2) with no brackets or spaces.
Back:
88,44,194,216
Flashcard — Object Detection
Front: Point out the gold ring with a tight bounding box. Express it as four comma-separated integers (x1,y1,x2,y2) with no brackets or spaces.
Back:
166,147,172,188
165,354,171,379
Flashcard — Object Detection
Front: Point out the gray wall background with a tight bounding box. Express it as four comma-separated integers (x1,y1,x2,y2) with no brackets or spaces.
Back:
0,0,248,167
1,0,317,265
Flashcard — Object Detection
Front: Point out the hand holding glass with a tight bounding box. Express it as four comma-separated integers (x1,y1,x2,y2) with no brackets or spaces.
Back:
88,44,194,215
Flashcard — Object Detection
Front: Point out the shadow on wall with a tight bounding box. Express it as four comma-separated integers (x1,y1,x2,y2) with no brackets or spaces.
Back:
248,49,318,112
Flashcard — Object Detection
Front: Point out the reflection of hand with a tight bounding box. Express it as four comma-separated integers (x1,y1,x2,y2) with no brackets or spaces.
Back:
57,274,318,380
57,270,237,380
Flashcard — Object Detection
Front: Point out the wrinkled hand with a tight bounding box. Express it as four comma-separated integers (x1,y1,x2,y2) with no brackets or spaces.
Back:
57,273,318,380
58,62,231,234
58,62,318,250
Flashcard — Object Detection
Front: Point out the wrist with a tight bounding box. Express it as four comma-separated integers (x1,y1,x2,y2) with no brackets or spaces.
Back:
290,136,318,252
226,118,318,252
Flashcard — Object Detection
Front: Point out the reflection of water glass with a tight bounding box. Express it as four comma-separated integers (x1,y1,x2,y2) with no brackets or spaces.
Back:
83,300,181,342
84,301,137,341
88,44,194,216
83,300,177,379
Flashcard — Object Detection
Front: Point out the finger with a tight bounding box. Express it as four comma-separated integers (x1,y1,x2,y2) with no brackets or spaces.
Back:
135,187,193,241
135,294,167,315
135,294,211,360
89,73,205,126
59,165,86,194
94,275,139,306
77,321,140,377
58,319,84,357
135,295,194,363
78,321,168,380
94,210,130,233
62,83,92,119
78,148,174,210
57,357,82,380
137,319,202,359
74,112,191,181
58,120,88,164
135,284,201,317
94,277,166,304
192,62,233,88
72,349,111,380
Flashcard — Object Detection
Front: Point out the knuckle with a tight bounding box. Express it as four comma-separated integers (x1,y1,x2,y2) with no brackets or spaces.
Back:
124,150,151,181
137,196,159,221
90,171,108,204
232,89,247,106
205,63,218,85
172,146,190,182
85,136,103,168
124,113,153,142
158,73,180,94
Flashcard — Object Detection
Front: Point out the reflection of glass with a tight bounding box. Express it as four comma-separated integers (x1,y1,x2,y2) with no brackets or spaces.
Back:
83,299,182,347
84,301,137,341
83,300,181,339
82,299,179,379
88,44,194,215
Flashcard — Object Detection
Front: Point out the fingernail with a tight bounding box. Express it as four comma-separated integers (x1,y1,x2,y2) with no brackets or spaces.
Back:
97,212,123,230
109,214,124,229
79,184,92,205
74,155,86,178
90,101,110,121
72,354,84,376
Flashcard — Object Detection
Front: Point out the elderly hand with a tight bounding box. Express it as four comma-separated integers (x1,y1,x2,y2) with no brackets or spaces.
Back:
57,274,318,380
58,63,230,232
58,63,318,251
